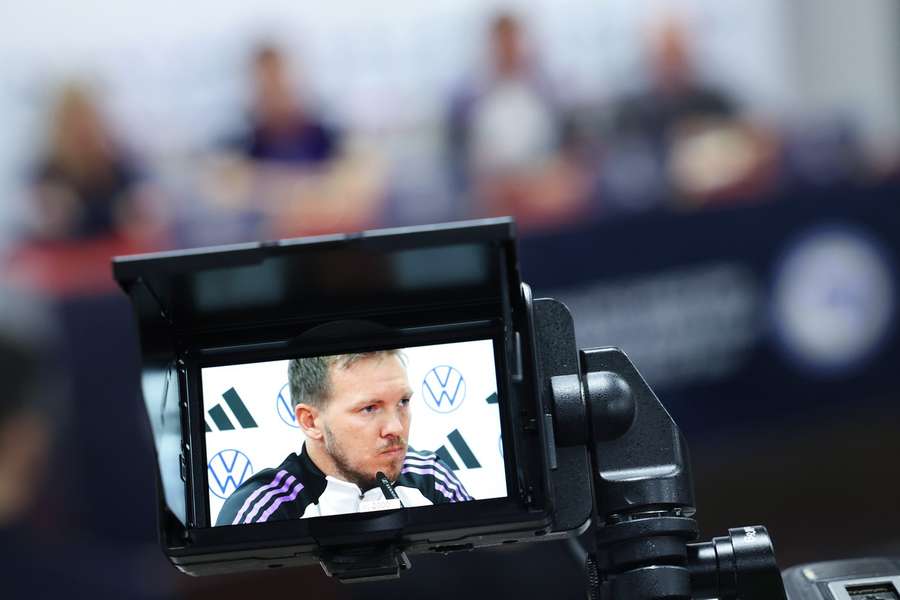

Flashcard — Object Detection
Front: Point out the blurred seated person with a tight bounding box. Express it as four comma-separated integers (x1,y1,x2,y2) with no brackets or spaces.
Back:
201,44,386,238
610,17,778,207
241,44,338,165
613,17,737,143
448,13,586,229
27,83,161,242
207,43,385,237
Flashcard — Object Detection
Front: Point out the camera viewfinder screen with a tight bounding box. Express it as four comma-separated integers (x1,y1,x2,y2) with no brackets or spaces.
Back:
202,340,506,526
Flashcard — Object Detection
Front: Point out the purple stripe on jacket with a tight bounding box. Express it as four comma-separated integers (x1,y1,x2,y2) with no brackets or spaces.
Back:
405,453,463,486
401,465,470,501
243,474,296,523
232,469,289,525
259,481,305,522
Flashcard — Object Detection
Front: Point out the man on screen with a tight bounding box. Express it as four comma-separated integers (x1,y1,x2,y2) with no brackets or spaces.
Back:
216,350,472,526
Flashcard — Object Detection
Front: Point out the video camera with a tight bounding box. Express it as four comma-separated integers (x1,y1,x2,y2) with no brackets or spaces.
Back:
113,218,789,599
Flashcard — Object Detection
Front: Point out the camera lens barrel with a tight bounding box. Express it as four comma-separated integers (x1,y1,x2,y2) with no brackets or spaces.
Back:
687,526,787,600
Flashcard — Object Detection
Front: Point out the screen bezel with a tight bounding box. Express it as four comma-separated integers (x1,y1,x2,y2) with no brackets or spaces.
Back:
180,320,544,546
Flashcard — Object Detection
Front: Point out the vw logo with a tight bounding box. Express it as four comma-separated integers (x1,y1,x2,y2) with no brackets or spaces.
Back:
208,449,253,500
422,365,466,414
276,382,299,428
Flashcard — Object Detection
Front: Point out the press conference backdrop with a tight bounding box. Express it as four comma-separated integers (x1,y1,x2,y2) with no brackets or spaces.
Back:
201,340,505,524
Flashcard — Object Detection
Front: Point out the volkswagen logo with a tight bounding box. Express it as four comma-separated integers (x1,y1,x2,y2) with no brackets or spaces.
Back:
208,449,253,500
422,365,466,413
276,382,299,428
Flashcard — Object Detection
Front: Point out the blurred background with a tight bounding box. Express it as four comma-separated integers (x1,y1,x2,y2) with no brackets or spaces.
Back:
1,0,898,597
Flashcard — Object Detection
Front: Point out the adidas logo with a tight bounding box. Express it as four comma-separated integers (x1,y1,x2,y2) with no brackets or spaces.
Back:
433,428,481,470
205,387,258,432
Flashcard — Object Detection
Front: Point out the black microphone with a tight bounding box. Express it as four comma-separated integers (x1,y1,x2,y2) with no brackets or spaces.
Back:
376,471,404,506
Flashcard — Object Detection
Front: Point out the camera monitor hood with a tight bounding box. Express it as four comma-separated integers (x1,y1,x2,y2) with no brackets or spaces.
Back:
113,219,517,344
113,219,574,577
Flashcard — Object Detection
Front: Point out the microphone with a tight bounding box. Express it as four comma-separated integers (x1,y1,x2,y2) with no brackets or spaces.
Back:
376,471,404,507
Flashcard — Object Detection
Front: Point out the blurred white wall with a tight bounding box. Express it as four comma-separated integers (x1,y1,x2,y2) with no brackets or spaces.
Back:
787,0,900,162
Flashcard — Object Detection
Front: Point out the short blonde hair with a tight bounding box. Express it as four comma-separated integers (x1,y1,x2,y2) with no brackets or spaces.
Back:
288,350,406,410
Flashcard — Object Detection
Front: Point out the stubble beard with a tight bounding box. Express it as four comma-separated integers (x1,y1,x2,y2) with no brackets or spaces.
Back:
322,423,406,491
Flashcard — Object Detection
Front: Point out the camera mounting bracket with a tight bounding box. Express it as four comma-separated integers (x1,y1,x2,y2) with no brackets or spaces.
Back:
533,293,787,600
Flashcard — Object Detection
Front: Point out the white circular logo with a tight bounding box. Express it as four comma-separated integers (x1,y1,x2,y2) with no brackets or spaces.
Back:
208,449,254,500
422,365,466,413
772,227,895,374
276,382,299,428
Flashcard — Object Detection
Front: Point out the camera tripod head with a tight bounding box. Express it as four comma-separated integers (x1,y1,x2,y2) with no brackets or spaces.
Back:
533,292,787,600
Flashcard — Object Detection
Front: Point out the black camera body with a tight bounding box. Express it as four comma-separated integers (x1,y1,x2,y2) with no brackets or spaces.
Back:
113,219,593,577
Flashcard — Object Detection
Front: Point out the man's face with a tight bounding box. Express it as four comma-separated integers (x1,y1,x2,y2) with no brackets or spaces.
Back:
318,354,412,488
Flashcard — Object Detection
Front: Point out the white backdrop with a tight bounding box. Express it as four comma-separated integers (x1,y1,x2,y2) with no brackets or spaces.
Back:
202,339,505,524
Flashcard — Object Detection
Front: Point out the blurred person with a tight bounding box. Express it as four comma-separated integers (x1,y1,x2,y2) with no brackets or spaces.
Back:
27,82,162,242
607,17,780,207
614,17,738,143
0,298,68,595
0,290,175,598
205,43,386,239
216,351,470,526
448,12,587,228
0,332,50,530
242,44,339,165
